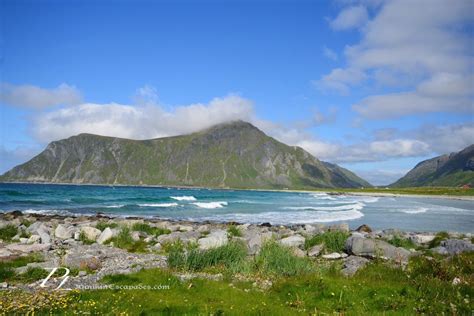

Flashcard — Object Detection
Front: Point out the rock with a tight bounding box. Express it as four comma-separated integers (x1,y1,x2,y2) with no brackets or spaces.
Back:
37,226,51,244
351,232,366,238
81,226,102,241
19,238,29,244
27,234,41,244
178,225,194,232
279,235,305,248
355,224,372,233
341,256,370,276
432,246,448,255
144,237,154,243
197,225,210,233
152,243,162,251
78,271,87,277
198,230,228,250
259,222,272,228
245,230,273,255
292,247,306,257
12,234,20,241
131,231,141,241
440,239,474,255
97,227,114,244
157,231,200,244
6,243,51,253
329,223,349,232
322,252,347,260
302,224,325,236
307,244,323,257
252,279,272,290
0,248,13,259
55,224,75,239
0,282,8,288
409,234,435,244
74,231,81,240
452,277,461,285
345,236,411,263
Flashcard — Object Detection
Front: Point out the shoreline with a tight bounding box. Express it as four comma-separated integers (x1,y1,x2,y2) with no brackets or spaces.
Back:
2,181,473,201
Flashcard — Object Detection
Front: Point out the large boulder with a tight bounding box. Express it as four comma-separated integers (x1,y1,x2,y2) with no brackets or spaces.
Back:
409,234,435,245
245,230,273,255
97,227,114,244
198,230,228,250
279,235,305,248
307,244,323,257
55,224,75,239
345,236,411,262
341,256,370,276
80,226,102,241
439,239,474,255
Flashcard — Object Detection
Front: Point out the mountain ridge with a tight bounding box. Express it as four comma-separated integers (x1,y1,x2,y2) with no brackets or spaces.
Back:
0,121,370,189
390,144,474,187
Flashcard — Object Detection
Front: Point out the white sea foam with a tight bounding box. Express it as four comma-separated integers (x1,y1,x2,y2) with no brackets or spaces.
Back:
284,202,365,211
402,207,428,214
201,208,364,224
311,193,336,200
170,196,197,201
103,204,125,208
356,197,380,203
139,203,178,207
192,201,228,209
23,209,75,216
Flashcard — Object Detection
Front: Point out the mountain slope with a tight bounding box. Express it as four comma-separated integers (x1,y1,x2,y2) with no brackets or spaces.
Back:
391,144,474,187
0,121,370,189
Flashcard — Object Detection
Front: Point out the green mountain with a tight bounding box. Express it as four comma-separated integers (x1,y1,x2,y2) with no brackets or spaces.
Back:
0,121,370,189
390,144,474,187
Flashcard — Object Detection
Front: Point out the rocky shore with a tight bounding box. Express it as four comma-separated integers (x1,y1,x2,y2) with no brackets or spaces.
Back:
1,211,473,291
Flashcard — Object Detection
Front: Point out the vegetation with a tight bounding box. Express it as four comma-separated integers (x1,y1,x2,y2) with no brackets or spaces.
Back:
79,232,95,245
106,227,148,253
304,231,350,252
0,224,18,241
0,254,44,282
428,231,450,248
227,225,242,237
95,221,118,231
386,235,417,250
131,223,170,237
2,251,472,314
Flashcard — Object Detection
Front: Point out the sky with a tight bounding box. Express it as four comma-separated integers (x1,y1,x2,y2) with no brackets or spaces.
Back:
0,0,473,185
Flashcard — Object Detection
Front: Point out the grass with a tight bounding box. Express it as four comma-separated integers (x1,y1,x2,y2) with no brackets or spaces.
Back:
0,254,44,282
429,231,450,248
131,223,171,237
304,231,349,253
4,251,472,314
95,221,118,231
79,232,95,245
227,225,242,237
106,227,149,253
386,235,417,249
0,224,18,242
168,240,247,272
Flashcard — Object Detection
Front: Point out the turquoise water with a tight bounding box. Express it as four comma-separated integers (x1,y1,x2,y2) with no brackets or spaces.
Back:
0,183,473,232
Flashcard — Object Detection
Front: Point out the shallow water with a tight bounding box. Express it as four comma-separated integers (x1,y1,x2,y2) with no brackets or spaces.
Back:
0,183,473,232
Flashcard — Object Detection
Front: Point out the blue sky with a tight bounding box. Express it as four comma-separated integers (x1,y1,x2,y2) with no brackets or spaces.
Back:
1,0,473,185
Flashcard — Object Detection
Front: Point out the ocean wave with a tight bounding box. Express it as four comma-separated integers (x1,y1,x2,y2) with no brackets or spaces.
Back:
103,204,125,208
139,203,179,207
284,202,365,212
192,201,228,209
311,193,336,200
23,209,76,216
355,197,380,203
170,196,196,201
200,208,364,224
402,207,428,214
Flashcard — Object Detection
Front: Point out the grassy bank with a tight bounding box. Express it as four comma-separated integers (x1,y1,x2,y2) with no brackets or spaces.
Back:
1,243,473,315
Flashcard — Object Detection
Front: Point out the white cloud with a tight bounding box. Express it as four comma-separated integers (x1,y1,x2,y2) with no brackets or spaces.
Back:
323,46,338,61
0,83,82,109
318,0,474,118
329,5,369,30
32,95,255,143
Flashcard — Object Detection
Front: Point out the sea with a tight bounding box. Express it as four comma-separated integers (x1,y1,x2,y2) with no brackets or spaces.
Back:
0,183,473,233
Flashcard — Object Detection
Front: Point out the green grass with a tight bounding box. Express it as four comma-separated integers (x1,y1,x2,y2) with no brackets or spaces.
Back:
308,186,474,196
17,267,49,283
79,232,95,245
386,235,417,249
255,241,315,277
168,240,247,272
227,225,242,237
131,223,171,237
95,221,118,231
429,231,450,248
304,231,349,252
0,224,18,242
107,227,149,253
2,252,473,314
0,254,44,282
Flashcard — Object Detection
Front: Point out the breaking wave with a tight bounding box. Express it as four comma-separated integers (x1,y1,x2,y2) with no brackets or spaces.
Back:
401,207,428,214
139,203,179,207
284,202,365,211
192,201,228,209
170,196,196,201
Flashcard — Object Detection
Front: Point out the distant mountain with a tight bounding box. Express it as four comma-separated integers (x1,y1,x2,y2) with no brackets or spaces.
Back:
391,144,474,187
0,121,370,189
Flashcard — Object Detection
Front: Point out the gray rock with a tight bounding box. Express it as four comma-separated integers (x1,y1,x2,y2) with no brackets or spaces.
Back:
279,235,305,248
432,246,448,255
37,226,51,244
97,227,114,244
27,234,41,244
156,231,200,244
55,224,75,239
6,243,51,253
409,234,435,245
178,225,194,232
197,225,210,233
345,236,411,262
292,247,306,257
322,252,347,260
81,226,102,241
198,230,228,250
329,223,349,232
307,244,323,257
131,231,141,241
0,248,13,259
341,256,370,276
245,230,273,255
440,239,474,255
